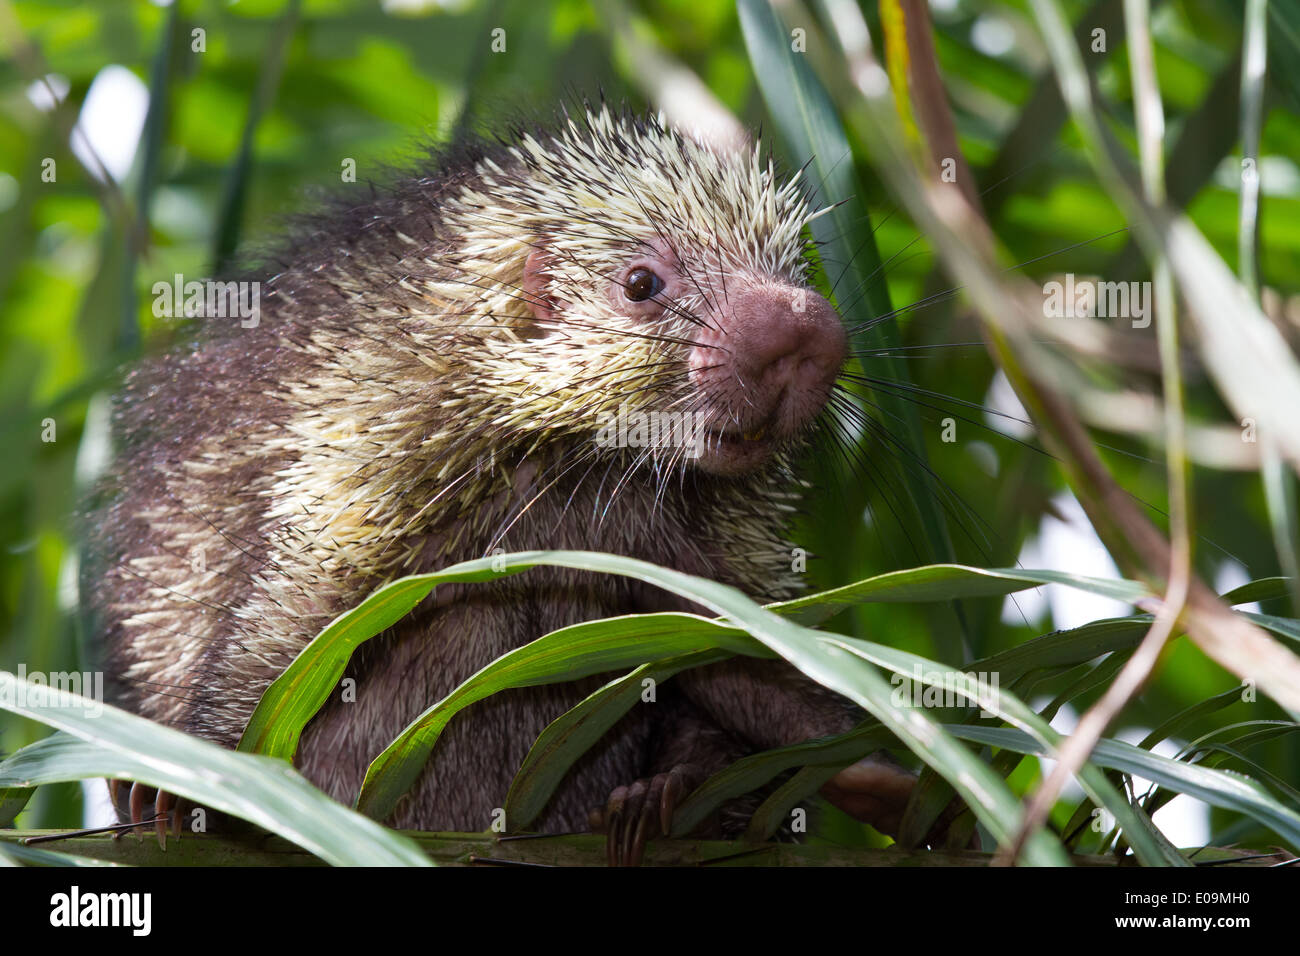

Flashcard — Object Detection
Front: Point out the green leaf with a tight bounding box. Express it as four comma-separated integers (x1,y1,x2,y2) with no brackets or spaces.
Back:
744,765,846,842
816,632,1181,865
771,564,1151,626
249,550,1150,812
0,786,34,827
672,723,895,838
1138,687,1248,752
504,649,731,829
0,840,119,868
950,724,1300,849
0,673,430,867
354,613,765,820
1269,1,1300,111
972,617,1146,687
1181,720,1300,759
238,546,1168,861
238,571,506,757
1184,745,1300,808
240,556,764,762
1240,611,1300,645
1220,576,1294,606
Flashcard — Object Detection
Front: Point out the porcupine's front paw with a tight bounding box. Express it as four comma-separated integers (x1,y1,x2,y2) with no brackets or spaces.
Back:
108,779,187,847
587,764,708,867
819,752,971,847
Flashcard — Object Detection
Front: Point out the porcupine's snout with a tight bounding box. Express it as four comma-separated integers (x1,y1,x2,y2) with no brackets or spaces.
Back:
690,282,846,475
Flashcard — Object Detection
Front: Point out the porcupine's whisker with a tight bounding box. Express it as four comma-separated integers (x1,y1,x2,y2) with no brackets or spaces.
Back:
514,442,616,546
423,361,707,515
533,360,690,403
110,561,245,621
818,141,1076,307
109,675,202,700
107,682,204,710
586,454,625,528
808,199,1181,563
129,539,282,605
839,273,964,334
791,154,894,303
649,441,683,519
828,218,918,311
601,442,666,529
813,388,1048,627
818,395,915,557
836,225,1132,336
591,401,675,525
841,373,1042,449
851,342,990,356
132,489,278,581
828,386,999,557
823,387,948,546
838,373,1246,565
818,189,956,305
379,440,495,539
378,465,482,559
639,410,699,520
803,414,855,510
845,370,1171,472
597,374,699,411
664,246,727,335
112,609,242,657
554,446,614,536
590,442,639,530
486,432,619,552
666,437,702,514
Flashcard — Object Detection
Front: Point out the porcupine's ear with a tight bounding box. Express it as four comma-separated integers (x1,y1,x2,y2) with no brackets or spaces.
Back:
522,247,557,322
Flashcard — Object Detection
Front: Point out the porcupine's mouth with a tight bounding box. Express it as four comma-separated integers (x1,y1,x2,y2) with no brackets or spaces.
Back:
697,412,779,476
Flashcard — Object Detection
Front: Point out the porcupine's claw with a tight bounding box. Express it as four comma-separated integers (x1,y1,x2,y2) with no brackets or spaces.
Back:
588,764,703,867
112,780,184,848
155,788,182,844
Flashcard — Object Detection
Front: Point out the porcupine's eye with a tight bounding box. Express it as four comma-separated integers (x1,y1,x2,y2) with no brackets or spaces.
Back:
624,267,664,302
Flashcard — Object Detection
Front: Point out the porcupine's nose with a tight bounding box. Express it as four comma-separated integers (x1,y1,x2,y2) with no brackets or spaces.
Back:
730,284,846,397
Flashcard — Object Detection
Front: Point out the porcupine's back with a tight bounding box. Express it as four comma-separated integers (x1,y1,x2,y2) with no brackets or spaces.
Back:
79,137,516,740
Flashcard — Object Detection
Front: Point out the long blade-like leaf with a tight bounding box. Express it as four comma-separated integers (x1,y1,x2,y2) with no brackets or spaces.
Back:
504,650,731,829
951,724,1300,849
0,674,430,867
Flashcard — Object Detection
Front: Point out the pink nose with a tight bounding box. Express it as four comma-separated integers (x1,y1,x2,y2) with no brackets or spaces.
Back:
729,284,846,393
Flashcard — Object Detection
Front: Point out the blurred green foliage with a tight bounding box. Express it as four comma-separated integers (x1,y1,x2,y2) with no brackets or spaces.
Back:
1,0,1297,848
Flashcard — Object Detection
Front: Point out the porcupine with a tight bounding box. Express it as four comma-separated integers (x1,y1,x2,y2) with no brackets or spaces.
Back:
82,104,926,863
